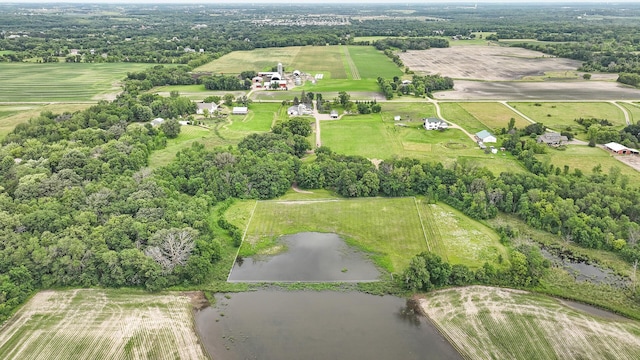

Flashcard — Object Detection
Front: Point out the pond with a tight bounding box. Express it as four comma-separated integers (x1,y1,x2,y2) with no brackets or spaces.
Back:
195,290,462,360
228,232,380,282
541,249,628,287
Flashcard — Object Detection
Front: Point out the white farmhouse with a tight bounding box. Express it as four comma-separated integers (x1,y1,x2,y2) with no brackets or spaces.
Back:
423,117,449,130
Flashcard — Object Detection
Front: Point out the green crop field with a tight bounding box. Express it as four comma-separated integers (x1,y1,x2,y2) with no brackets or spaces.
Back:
421,286,640,360
0,289,207,360
151,85,248,100
381,102,436,120
440,102,491,134
536,145,640,181
0,103,91,140
508,102,627,133
297,79,380,92
458,102,531,131
0,63,151,102
235,197,505,273
346,46,403,79
195,47,302,74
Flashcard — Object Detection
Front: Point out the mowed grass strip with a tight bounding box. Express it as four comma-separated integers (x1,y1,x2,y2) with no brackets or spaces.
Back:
621,102,640,124
241,197,429,272
440,102,490,134
508,102,626,132
0,63,151,102
458,102,530,131
195,47,302,73
420,286,640,360
430,203,508,268
0,289,208,360
347,46,403,79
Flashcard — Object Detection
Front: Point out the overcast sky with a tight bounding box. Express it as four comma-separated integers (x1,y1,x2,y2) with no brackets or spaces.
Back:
3,0,640,3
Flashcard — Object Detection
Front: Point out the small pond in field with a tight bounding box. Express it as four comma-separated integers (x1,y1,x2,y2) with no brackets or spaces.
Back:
228,232,380,282
541,249,628,287
195,290,462,360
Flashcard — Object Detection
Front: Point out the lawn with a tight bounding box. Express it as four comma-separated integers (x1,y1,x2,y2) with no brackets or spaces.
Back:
458,102,531,131
0,63,151,102
508,102,627,133
536,145,640,181
347,46,403,79
0,103,91,140
439,102,490,134
0,289,207,360
234,197,504,273
420,286,640,360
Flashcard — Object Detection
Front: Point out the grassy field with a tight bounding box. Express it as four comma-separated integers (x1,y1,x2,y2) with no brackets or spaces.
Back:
321,113,524,174
297,79,380,92
0,289,207,360
621,102,640,124
0,103,91,140
440,102,491,134
458,102,531,131
151,85,247,100
148,104,284,168
233,197,505,273
508,102,627,133
195,47,302,74
536,145,640,181
0,63,151,102
420,286,640,360
346,46,403,79
381,102,436,121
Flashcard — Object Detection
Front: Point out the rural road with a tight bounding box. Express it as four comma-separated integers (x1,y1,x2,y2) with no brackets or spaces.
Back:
427,97,477,142
313,100,321,147
610,101,631,125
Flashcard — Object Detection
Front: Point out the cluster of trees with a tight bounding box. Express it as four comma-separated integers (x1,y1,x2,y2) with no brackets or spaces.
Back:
377,74,453,99
403,246,549,292
0,94,226,322
618,73,640,87
124,66,195,93
202,74,251,91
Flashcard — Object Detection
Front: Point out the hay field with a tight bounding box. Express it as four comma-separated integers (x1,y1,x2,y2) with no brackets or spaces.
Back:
439,102,490,134
346,46,403,79
536,146,640,181
420,286,640,360
236,197,505,272
0,63,151,102
508,102,626,132
399,46,580,81
458,102,531,131
0,289,207,360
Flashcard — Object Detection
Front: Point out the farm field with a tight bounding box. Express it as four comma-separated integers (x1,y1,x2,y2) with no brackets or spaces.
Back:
419,286,640,360
0,289,207,360
399,46,581,81
621,102,640,124
152,85,246,100
0,63,151,102
321,114,524,174
0,103,91,140
458,102,531,131
234,197,506,273
439,102,490,134
508,102,626,135
346,46,403,79
195,47,302,74
381,102,436,121
536,145,640,181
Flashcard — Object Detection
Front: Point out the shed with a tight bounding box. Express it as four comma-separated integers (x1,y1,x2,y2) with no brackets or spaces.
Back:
232,107,248,115
330,110,339,119
150,118,164,127
605,142,639,155
394,116,401,121
475,130,496,143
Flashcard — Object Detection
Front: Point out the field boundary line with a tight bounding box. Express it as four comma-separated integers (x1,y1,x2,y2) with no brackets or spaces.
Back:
413,197,431,252
342,46,361,80
499,101,536,124
226,200,258,282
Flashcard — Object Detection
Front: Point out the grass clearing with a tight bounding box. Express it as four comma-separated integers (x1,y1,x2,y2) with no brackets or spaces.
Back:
458,102,530,131
420,286,640,360
621,102,640,124
508,102,626,134
148,125,211,169
536,145,640,181
0,63,151,102
440,102,490,134
347,46,403,79
232,197,504,273
0,289,207,360
0,103,91,140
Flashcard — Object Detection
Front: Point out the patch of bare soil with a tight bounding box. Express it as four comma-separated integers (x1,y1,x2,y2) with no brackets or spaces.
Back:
183,291,210,310
400,46,581,81
369,158,383,169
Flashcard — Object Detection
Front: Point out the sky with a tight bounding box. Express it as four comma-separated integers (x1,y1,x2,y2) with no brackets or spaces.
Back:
4,0,640,3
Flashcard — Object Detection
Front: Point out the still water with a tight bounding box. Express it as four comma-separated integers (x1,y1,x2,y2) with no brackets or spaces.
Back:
228,232,380,282
195,290,462,360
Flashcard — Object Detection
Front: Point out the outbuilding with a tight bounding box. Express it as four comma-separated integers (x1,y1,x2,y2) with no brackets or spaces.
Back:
475,130,497,143
605,142,639,155
232,107,248,115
